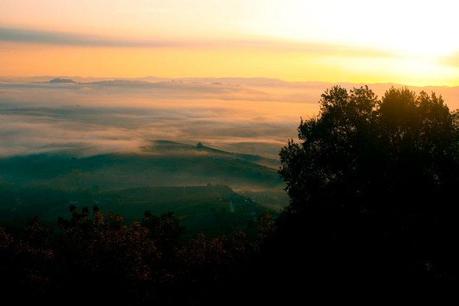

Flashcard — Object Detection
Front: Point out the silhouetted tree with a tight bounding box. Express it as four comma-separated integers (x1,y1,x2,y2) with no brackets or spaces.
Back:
274,86,459,295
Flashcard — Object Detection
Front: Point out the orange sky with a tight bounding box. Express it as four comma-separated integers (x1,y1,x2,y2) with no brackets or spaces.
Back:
1,0,458,86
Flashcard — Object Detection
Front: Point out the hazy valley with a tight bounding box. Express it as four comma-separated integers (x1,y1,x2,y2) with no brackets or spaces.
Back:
2,77,459,232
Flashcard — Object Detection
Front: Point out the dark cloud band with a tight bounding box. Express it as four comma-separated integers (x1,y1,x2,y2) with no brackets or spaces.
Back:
0,26,393,58
0,27,177,47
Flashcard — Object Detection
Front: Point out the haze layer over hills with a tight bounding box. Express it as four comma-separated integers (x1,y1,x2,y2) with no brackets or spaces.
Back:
1,77,459,157
1,77,458,231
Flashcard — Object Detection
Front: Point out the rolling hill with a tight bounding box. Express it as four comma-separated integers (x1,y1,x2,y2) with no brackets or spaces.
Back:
0,141,288,233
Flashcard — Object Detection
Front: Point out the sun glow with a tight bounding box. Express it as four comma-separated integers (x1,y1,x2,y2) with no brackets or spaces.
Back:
244,0,459,57
1,0,458,85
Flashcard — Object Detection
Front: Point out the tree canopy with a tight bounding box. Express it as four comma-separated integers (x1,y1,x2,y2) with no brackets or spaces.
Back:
277,85,459,288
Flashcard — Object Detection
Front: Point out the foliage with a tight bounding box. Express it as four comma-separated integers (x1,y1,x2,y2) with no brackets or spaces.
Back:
277,86,459,290
0,206,260,305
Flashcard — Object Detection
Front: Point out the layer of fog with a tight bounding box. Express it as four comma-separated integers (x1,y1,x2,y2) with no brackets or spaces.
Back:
1,77,458,158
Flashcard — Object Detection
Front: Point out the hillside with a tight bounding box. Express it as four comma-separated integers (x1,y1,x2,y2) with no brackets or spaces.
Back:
0,149,281,190
0,141,287,233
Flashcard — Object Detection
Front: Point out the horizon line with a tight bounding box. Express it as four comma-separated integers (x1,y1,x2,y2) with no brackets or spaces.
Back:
0,75,458,88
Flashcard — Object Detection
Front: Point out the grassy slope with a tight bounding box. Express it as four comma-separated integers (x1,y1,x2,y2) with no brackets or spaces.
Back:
0,141,287,233
0,151,281,190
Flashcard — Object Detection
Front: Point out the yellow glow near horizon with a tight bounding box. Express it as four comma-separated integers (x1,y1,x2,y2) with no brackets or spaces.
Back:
1,0,459,85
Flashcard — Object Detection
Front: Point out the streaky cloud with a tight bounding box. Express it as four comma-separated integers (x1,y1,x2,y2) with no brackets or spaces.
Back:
0,26,394,58
0,27,179,48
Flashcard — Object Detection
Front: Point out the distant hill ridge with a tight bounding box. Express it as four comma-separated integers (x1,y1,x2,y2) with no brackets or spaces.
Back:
149,140,279,169
49,78,77,84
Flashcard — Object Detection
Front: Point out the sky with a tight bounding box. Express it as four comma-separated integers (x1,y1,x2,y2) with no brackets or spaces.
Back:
1,0,459,86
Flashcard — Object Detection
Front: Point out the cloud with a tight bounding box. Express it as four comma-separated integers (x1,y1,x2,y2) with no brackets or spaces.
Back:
0,114,146,156
0,80,300,157
0,27,178,48
0,26,394,58
1,78,458,157
0,105,296,157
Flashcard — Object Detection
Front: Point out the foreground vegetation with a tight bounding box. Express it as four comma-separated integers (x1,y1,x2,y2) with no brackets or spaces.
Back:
2,85,459,304
0,206,267,305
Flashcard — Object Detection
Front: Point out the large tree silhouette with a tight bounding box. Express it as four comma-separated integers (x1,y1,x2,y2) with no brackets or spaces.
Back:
274,86,459,293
